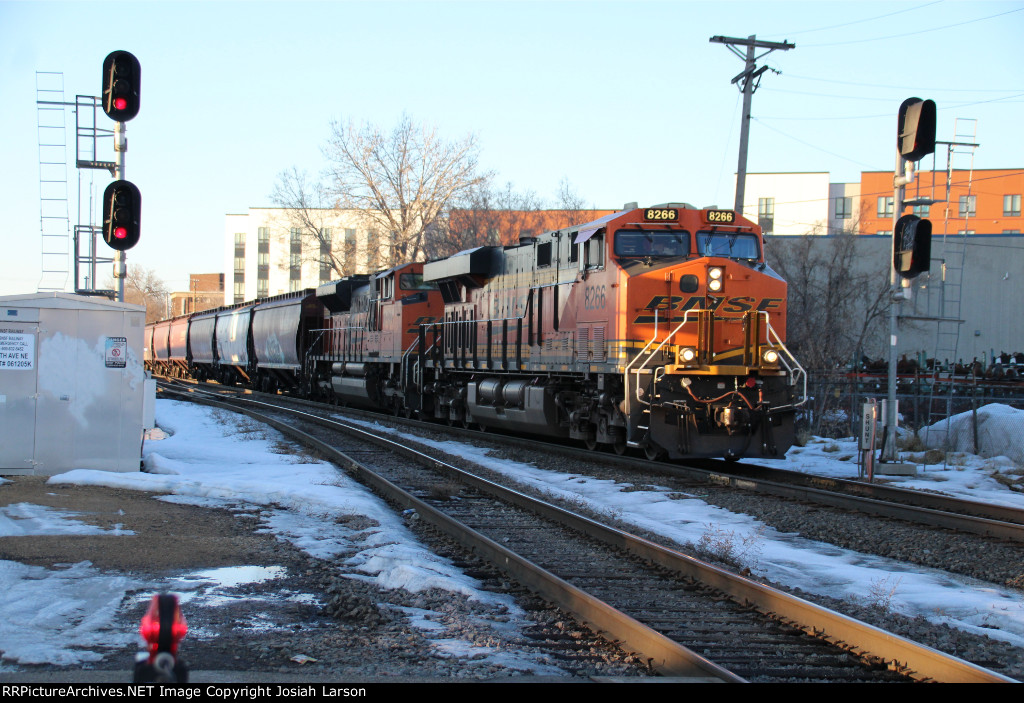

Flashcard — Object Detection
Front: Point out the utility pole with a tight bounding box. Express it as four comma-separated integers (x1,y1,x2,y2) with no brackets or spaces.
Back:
709,35,795,214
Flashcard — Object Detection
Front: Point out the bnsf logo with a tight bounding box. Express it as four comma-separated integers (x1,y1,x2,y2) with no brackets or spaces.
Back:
633,295,782,324
407,316,438,334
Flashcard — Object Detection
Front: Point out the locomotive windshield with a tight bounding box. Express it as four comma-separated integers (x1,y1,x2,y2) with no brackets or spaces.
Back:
696,231,760,260
613,230,690,258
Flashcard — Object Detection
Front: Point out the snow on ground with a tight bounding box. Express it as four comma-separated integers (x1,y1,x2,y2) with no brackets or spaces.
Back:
1,400,1023,670
343,405,1024,651
0,401,554,673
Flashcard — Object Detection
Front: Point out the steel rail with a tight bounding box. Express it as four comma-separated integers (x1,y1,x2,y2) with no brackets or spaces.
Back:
159,384,740,682
159,383,1016,683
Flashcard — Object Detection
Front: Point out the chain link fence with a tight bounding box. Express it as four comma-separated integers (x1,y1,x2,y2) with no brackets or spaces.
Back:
798,371,1024,465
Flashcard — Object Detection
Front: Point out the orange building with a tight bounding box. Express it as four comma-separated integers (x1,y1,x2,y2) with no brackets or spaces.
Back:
857,168,1024,236
448,208,615,247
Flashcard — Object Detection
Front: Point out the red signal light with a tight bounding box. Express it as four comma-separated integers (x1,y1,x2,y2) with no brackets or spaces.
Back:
139,594,188,659
102,51,140,121
114,226,128,239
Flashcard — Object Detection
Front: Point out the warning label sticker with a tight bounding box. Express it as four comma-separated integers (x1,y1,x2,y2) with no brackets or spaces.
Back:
105,336,127,368
0,332,34,370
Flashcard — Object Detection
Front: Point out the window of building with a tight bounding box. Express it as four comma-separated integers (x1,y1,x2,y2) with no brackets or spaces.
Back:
758,198,774,234
959,195,976,218
958,229,976,235
835,197,852,220
257,227,269,245
1004,194,1021,217
877,197,894,218
913,204,930,217
234,256,245,275
290,228,302,246
233,280,245,303
1002,229,1021,235
366,229,379,269
234,232,246,246
257,279,269,298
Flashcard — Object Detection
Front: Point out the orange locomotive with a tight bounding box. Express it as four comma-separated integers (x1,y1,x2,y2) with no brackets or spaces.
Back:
147,204,804,462
407,202,805,460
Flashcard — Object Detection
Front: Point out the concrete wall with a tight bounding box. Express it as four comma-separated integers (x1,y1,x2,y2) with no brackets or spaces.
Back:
766,233,1024,364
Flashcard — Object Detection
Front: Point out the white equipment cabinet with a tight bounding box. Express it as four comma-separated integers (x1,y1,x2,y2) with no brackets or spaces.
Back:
0,293,150,475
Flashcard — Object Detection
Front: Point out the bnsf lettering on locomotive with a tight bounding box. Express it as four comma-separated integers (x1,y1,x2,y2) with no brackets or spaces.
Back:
635,295,783,322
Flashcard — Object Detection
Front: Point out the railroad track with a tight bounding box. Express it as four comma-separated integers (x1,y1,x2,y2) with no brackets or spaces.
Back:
157,380,1015,683
160,376,1024,543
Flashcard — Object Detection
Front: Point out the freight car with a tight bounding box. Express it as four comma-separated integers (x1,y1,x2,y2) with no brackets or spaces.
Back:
147,203,805,461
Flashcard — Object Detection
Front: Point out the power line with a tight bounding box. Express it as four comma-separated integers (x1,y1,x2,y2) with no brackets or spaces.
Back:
783,73,1024,94
771,1,944,37
755,92,1024,121
796,6,1024,47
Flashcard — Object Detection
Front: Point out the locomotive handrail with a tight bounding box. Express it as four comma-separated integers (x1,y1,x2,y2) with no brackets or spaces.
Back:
624,309,807,422
764,318,808,410
400,336,421,393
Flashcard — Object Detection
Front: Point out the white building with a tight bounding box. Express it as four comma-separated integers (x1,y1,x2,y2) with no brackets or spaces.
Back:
223,208,396,305
737,172,860,235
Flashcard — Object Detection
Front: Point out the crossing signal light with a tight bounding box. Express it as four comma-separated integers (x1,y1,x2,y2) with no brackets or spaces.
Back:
897,98,936,162
893,214,931,279
102,51,140,122
103,180,141,251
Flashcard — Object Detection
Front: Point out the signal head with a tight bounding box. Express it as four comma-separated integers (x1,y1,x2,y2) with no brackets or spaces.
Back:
103,180,142,251
893,214,932,279
102,50,140,122
897,98,936,162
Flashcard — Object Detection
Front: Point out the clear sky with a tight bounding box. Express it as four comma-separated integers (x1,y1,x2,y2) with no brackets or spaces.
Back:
1,0,1021,296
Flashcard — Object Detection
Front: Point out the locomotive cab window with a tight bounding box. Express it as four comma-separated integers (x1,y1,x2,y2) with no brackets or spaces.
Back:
584,234,604,270
399,273,439,291
377,274,394,300
613,230,690,258
696,231,760,261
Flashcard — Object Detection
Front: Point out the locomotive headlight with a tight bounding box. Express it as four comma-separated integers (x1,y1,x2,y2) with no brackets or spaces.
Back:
679,347,697,364
762,348,780,365
707,267,724,292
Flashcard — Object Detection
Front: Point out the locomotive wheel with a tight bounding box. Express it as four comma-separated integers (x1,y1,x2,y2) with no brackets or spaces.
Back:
584,436,598,451
612,436,627,455
644,443,666,461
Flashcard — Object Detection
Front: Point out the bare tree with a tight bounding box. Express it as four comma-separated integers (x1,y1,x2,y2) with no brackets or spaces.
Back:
271,168,355,278
767,230,890,370
444,178,604,257
442,182,545,256
323,113,491,266
766,229,891,435
105,265,169,323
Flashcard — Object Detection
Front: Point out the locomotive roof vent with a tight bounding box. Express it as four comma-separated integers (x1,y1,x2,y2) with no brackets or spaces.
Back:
623,201,638,210
519,236,536,245
651,202,696,209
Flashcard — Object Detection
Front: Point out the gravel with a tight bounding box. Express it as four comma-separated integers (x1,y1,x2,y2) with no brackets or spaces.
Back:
411,429,1024,683
0,476,651,682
